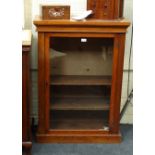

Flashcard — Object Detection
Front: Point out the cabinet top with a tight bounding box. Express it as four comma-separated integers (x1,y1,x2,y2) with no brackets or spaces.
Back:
33,16,130,33
33,16,130,27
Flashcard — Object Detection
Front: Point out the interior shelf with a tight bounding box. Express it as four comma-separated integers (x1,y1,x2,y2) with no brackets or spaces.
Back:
50,75,112,86
51,118,108,130
50,111,109,130
51,97,110,111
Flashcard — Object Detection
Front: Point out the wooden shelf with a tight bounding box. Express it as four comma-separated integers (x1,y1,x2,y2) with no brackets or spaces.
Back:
52,94,110,98
51,97,110,111
51,85,111,99
50,118,108,130
50,111,109,130
50,75,112,86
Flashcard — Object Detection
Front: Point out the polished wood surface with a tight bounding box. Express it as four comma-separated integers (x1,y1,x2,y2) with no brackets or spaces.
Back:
87,0,123,19
119,0,124,18
36,132,121,143
42,5,70,20
33,18,130,143
34,16,129,26
22,30,32,154
33,16,129,34
37,32,46,134
50,111,109,129
51,97,110,111
51,75,112,86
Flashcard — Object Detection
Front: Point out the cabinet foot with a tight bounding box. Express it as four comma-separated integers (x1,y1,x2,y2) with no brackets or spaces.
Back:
22,142,32,155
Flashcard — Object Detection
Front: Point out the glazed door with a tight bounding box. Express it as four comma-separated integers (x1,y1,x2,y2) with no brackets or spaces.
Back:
43,33,118,132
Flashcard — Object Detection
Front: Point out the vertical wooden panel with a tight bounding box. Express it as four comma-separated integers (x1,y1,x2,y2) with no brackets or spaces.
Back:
22,51,28,141
119,0,124,18
113,0,120,19
114,34,126,128
38,32,46,134
44,33,50,131
109,34,119,133
22,47,32,153
109,0,115,19
22,47,31,141
109,34,126,133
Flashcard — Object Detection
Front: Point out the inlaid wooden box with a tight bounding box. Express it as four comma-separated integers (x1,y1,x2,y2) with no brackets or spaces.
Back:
41,5,70,20
87,0,124,19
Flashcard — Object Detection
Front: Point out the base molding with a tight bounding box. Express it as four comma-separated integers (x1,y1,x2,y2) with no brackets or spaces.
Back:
22,141,32,155
36,132,122,143
22,141,32,148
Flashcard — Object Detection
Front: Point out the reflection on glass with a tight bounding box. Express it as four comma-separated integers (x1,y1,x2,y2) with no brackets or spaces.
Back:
49,37,114,130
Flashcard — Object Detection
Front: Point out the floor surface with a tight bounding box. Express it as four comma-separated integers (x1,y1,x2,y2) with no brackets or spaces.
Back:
32,125,133,155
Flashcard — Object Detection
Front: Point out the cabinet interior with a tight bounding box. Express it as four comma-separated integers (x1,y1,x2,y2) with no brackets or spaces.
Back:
49,37,114,130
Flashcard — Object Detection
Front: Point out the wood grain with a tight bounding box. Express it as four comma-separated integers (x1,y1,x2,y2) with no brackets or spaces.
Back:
34,18,130,143
38,32,46,134
36,133,121,143
87,0,115,19
34,16,130,26
51,97,110,111
51,75,112,86
22,30,32,154
50,110,109,130
42,5,70,20
33,17,129,34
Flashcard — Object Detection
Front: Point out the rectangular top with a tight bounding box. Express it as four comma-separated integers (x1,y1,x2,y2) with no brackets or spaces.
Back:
22,30,32,46
33,16,130,27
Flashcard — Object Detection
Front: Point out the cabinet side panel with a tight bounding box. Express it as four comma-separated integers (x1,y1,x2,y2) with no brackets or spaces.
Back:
109,34,125,133
38,33,46,134
44,34,50,131
114,34,126,130
22,52,28,141
109,34,119,133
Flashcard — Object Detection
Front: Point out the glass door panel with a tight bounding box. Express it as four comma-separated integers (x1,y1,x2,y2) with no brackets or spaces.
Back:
49,37,114,130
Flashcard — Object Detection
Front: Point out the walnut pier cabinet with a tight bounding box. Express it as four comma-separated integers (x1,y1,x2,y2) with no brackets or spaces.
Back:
33,17,130,143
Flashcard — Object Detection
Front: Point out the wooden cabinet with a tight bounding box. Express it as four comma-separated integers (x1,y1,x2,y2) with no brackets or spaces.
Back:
87,0,124,19
22,30,32,154
33,17,130,143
